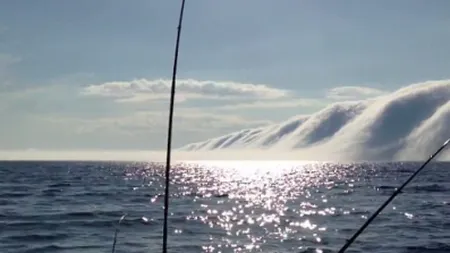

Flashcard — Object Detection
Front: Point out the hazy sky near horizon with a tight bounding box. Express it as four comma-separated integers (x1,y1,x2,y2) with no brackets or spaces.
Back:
1,0,450,150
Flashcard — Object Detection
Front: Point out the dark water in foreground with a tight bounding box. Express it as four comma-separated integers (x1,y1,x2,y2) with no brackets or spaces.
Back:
0,161,449,253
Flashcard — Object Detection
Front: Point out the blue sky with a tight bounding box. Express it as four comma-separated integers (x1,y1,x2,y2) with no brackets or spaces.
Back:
1,0,450,150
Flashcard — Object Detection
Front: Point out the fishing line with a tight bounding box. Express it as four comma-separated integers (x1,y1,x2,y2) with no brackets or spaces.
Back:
162,1,187,253
337,137,450,253
111,214,127,253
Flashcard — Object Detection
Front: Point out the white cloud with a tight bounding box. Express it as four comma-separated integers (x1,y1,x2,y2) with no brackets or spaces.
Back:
81,78,290,103
326,86,387,100
114,93,200,104
3,77,450,161
215,98,325,110
180,80,450,161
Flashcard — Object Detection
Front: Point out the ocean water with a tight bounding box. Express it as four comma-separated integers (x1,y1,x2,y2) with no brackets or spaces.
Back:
0,161,449,253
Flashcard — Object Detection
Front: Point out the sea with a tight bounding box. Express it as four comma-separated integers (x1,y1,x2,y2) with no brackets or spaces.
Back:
1,161,449,253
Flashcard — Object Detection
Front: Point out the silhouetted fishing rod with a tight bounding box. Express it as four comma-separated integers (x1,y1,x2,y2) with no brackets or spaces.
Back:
337,137,450,253
162,1,186,253
110,2,186,252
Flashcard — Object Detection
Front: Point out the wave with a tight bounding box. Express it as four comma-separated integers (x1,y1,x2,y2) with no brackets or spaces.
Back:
179,80,450,161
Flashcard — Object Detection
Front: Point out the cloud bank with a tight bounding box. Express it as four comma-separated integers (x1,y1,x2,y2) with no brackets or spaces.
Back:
179,80,450,161
1,79,449,162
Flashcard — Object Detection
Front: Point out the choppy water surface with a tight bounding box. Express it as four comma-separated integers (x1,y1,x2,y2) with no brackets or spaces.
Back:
1,161,449,253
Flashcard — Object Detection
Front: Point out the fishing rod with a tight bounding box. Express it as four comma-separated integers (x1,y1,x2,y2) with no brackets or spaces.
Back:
110,2,186,252
337,137,450,253
162,0,187,253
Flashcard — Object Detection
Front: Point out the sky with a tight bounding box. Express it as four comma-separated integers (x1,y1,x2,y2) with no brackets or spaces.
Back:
1,0,450,151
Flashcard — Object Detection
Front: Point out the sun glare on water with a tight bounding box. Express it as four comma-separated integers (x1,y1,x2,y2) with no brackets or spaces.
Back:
161,160,355,252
